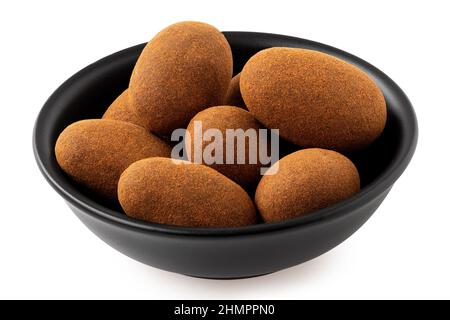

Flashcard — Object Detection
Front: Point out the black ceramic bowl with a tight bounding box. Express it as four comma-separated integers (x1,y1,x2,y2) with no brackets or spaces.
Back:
33,32,417,279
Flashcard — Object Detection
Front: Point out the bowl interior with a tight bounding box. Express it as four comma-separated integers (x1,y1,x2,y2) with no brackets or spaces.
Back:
34,32,417,234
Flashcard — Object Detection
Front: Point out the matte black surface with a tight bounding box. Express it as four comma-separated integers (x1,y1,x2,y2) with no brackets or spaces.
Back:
33,32,418,278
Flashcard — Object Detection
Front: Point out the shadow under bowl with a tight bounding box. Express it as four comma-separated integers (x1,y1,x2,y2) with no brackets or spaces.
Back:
33,32,418,279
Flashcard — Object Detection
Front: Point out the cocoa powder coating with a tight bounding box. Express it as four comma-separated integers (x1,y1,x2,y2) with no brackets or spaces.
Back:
241,48,386,151
129,21,233,136
186,106,266,190
255,148,360,222
118,157,258,227
55,119,172,201
102,89,150,130
223,73,246,109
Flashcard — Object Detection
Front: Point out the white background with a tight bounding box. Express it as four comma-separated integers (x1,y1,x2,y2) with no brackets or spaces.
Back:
1,0,449,299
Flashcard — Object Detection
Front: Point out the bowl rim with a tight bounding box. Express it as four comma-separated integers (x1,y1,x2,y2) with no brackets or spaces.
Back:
33,31,418,237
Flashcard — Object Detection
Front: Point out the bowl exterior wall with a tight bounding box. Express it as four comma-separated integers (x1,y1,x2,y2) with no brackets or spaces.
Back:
68,188,390,278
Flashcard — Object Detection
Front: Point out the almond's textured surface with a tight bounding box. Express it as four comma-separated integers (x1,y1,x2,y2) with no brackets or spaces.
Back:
118,157,258,227
129,21,233,136
223,73,246,109
102,89,150,130
255,148,360,223
241,48,387,151
55,119,171,201
186,106,266,190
